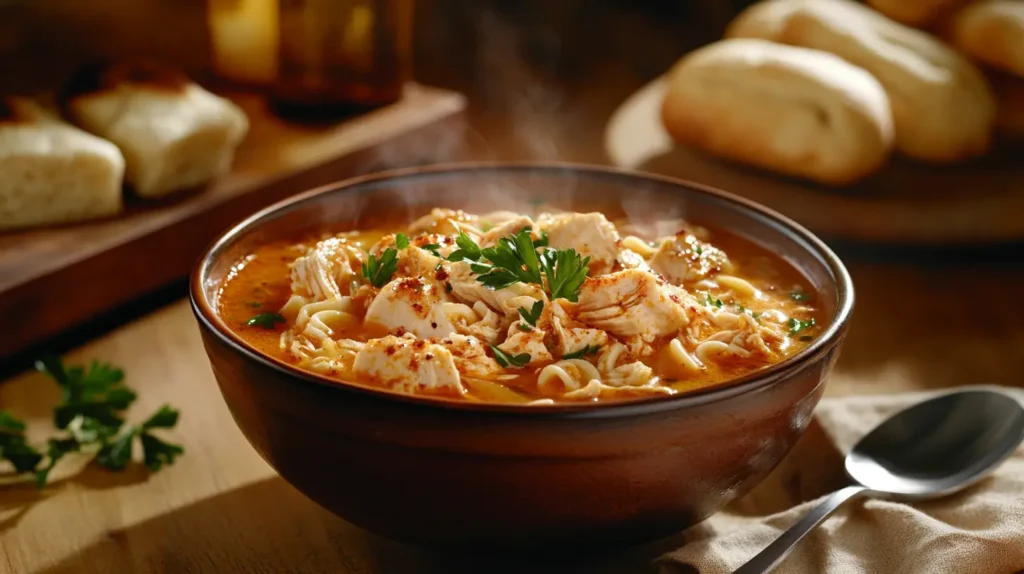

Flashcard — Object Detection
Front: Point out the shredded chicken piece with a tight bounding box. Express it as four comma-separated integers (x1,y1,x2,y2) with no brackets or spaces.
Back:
536,212,621,274
571,269,697,337
353,335,464,396
364,277,457,338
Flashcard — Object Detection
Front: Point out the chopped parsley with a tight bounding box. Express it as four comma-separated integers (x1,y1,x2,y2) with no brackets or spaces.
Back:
787,317,816,336
246,312,286,329
395,233,410,249
736,304,761,319
705,293,724,308
489,345,531,368
361,247,399,287
563,345,601,359
790,289,811,303
517,300,544,330
420,243,442,257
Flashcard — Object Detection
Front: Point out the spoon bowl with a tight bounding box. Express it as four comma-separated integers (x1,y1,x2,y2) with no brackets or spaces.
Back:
737,388,1024,574
847,389,1024,500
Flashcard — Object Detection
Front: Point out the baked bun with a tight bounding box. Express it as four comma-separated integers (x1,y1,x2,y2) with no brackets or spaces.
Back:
865,0,972,27
61,61,249,198
776,0,996,163
724,0,805,41
949,1,1024,79
660,38,894,186
0,97,124,231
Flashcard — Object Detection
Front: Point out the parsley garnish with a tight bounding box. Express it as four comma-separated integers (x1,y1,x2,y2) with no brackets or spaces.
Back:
247,312,286,329
695,245,703,255
539,248,590,302
736,304,761,319
395,233,410,249
448,228,590,302
0,356,184,488
563,345,601,359
517,300,544,330
790,289,811,303
705,293,724,308
361,247,399,287
420,243,442,257
787,317,816,336
489,345,531,368
535,230,549,247
446,230,483,262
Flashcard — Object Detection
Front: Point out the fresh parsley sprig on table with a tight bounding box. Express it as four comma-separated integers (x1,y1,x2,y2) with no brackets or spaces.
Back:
0,355,184,488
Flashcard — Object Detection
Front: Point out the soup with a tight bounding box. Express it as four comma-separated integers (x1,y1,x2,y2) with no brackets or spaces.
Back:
217,207,821,404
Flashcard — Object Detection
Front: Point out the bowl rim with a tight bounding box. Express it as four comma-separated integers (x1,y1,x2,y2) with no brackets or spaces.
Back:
190,160,854,419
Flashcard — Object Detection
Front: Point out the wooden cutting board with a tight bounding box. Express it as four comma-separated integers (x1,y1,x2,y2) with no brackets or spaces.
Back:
605,77,1024,246
0,83,466,360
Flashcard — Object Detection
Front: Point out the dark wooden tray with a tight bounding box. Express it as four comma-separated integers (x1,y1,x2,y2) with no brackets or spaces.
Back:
0,83,466,359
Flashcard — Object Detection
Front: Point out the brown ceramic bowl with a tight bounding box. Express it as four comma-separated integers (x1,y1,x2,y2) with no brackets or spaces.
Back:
190,162,854,549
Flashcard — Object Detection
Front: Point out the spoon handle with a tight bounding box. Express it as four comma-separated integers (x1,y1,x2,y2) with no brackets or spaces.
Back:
733,485,868,574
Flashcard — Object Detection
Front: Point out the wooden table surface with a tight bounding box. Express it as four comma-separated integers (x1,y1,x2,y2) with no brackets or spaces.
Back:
4,55,1024,574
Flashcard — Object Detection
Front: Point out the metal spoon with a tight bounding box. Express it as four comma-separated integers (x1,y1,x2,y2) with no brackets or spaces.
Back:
736,388,1024,574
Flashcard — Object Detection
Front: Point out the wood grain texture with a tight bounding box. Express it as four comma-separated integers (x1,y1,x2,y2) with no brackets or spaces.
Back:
0,84,466,360
1,253,1022,573
605,77,1024,245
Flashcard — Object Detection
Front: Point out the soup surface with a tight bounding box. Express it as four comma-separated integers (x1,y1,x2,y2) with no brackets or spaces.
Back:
218,208,822,404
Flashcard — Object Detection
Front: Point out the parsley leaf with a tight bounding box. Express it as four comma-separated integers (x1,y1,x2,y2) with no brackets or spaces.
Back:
446,231,484,262
361,248,399,288
517,300,544,329
1,355,186,488
534,230,549,247
395,233,410,249
0,411,44,473
790,289,811,303
449,228,590,302
540,248,591,302
477,228,544,289
246,312,286,329
787,317,816,336
489,345,531,368
420,243,442,257
37,356,135,430
705,293,723,308
563,345,601,360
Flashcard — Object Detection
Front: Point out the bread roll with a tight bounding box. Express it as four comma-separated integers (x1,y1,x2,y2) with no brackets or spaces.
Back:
0,97,124,231
866,0,972,27
775,0,996,163
61,61,249,198
724,0,805,41
660,38,894,186
949,1,1024,79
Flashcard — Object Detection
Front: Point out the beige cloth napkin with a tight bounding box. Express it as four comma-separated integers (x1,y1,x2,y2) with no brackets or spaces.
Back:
659,386,1024,574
